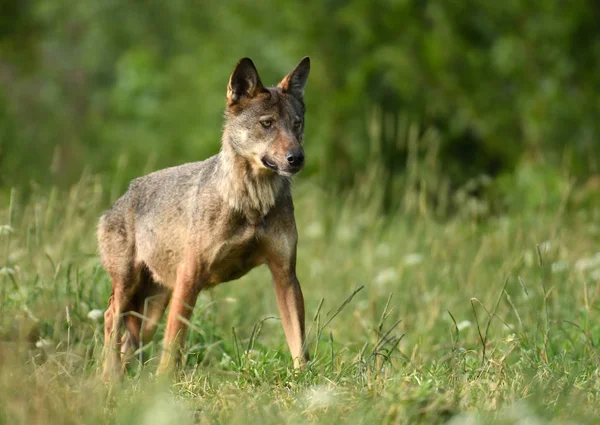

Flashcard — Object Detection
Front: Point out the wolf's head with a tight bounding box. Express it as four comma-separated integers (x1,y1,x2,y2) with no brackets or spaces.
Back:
223,57,310,177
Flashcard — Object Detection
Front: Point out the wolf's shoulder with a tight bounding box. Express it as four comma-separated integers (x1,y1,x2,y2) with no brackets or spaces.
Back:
116,155,220,215
133,156,218,187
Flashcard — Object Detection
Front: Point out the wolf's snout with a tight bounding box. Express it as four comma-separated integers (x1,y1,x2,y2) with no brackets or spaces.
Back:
286,150,305,167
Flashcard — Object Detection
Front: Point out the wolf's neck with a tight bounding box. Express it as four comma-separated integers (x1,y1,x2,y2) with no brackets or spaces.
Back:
217,145,287,219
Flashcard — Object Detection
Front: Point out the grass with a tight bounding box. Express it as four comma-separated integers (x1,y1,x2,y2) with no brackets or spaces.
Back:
1,170,600,425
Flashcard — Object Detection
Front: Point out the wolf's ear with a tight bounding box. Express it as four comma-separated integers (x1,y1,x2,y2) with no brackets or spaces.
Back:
227,58,265,105
278,57,310,99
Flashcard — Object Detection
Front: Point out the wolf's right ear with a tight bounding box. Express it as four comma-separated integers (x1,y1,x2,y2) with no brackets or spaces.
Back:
227,58,265,105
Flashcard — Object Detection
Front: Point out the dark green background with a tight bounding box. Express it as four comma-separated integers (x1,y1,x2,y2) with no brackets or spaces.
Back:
1,0,599,211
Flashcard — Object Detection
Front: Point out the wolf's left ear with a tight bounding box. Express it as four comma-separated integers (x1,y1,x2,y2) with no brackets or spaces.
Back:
227,58,266,105
278,57,310,99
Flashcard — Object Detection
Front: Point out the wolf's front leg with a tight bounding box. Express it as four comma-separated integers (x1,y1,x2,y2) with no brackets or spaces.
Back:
268,261,309,368
157,264,201,375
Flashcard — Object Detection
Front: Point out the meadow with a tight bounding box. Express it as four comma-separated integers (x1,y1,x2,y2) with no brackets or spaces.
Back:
1,165,599,425
2,2,600,423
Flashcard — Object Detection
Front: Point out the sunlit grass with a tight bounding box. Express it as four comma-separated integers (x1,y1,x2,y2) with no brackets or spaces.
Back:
1,172,600,424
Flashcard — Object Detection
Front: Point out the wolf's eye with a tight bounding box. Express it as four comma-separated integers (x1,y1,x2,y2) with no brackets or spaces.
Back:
260,120,272,128
293,120,302,129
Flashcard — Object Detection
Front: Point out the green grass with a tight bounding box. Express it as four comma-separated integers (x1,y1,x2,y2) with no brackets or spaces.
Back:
1,172,600,425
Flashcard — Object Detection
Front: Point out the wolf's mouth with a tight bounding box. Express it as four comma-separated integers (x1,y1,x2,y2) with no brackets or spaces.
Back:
261,156,303,176
261,157,278,171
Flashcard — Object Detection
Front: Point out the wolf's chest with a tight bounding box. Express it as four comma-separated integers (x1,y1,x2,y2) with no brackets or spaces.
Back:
204,223,267,285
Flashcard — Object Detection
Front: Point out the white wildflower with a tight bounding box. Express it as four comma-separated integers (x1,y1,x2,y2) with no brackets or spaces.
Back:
457,320,473,331
551,261,569,274
402,253,423,266
87,309,104,321
575,252,600,272
503,401,544,425
220,353,231,367
0,267,15,276
446,412,480,425
0,225,14,236
35,338,52,349
142,396,192,425
538,241,552,252
374,267,398,286
305,385,336,409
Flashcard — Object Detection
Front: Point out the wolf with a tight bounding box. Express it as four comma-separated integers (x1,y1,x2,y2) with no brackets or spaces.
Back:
98,57,311,380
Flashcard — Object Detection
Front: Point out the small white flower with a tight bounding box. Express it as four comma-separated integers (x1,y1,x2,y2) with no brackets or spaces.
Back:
575,252,600,272
220,353,231,367
503,401,544,425
539,241,552,252
305,385,336,409
446,412,480,425
141,396,192,425
87,309,104,321
551,261,569,274
457,320,472,331
0,267,15,276
402,253,423,266
356,300,369,311
35,338,52,349
374,267,398,286
0,225,14,236
223,297,238,304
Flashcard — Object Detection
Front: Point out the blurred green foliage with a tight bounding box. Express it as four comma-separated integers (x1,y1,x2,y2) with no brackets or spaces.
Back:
1,0,599,202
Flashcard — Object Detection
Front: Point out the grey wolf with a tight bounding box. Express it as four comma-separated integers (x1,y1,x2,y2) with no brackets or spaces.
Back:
98,57,311,380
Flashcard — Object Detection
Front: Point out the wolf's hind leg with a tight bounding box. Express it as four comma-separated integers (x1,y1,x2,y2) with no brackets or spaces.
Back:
103,275,139,381
121,275,171,367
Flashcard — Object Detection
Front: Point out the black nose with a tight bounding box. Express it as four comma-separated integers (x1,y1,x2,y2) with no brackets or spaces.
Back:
286,151,305,166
